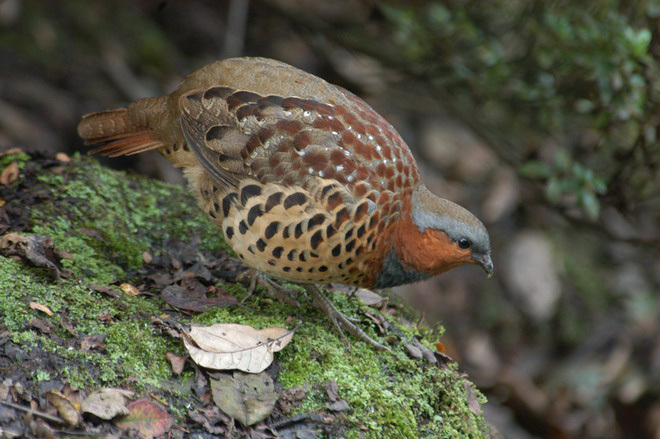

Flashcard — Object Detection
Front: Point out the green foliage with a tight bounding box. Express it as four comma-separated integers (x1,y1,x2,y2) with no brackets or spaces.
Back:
522,151,607,220
380,0,659,221
0,1,176,75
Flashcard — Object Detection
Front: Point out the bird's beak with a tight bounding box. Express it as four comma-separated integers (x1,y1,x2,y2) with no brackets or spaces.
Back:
473,253,494,278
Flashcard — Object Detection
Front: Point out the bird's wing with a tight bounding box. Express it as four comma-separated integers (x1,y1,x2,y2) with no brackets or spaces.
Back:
178,85,417,200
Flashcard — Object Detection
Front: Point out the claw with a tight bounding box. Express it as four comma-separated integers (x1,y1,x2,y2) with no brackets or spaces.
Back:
236,271,389,351
304,285,390,351
238,269,301,307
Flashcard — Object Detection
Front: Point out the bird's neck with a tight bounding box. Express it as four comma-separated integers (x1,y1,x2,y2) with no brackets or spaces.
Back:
373,244,431,289
371,205,435,288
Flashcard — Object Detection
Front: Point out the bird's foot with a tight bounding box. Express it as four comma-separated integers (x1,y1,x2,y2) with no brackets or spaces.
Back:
237,269,301,307
304,285,390,352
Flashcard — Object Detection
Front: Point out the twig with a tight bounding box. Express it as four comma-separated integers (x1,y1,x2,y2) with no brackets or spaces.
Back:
0,400,65,425
268,413,325,429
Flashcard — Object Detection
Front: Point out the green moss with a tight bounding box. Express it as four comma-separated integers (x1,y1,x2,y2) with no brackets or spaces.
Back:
31,154,230,283
0,153,223,394
0,255,180,391
0,153,489,437
195,288,489,438
35,370,52,382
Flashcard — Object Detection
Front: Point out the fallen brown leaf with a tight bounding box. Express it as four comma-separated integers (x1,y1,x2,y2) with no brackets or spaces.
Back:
210,371,277,426
55,152,71,163
0,147,23,157
81,388,133,420
0,161,19,185
279,386,307,415
355,288,385,307
464,383,483,416
327,400,350,412
29,301,53,316
188,405,232,435
161,284,237,313
46,390,80,426
29,318,53,334
120,283,140,296
79,334,107,351
183,323,294,373
325,380,339,402
114,399,172,439
166,352,186,375
404,342,423,359
88,284,125,301
0,233,65,280
59,314,79,337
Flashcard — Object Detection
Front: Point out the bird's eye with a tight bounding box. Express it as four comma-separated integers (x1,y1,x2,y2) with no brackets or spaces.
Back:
458,238,471,249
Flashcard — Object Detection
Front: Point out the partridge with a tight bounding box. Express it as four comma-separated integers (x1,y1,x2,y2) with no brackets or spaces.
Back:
78,57,493,350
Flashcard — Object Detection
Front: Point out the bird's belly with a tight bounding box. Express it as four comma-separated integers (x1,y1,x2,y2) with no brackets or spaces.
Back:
198,179,387,286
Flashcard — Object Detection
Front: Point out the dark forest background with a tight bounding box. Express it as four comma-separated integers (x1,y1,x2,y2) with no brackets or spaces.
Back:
0,1,658,438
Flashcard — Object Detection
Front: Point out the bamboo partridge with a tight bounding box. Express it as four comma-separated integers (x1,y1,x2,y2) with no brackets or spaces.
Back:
78,57,493,350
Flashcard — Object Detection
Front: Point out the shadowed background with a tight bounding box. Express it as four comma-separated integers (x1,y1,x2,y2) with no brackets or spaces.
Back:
1,1,658,437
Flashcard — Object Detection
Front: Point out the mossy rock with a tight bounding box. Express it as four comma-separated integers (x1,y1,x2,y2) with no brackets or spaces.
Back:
0,151,491,438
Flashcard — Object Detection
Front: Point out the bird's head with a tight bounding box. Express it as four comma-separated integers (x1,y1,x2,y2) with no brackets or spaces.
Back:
395,185,493,278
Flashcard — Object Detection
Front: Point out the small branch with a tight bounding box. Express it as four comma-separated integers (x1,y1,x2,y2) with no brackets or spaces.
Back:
0,400,65,425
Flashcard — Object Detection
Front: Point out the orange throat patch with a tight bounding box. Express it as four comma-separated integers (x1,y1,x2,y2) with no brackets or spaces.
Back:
393,213,474,277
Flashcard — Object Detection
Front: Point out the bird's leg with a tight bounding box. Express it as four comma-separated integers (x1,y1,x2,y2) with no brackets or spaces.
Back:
303,285,389,351
237,269,301,307
346,286,360,298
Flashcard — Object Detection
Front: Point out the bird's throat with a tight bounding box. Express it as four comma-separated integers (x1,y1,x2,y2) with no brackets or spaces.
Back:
373,246,430,288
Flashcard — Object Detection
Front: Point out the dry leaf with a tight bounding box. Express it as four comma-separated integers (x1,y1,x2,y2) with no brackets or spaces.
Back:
188,406,229,434
325,380,339,402
60,314,79,337
0,161,19,185
80,334,107,351
0,147,22,157
120,283,140,296
0,233,65,280
161,284,237,312
88,284,125,301
166,352,186,375
404,342,423,359
327,400,350,412
29,301,53,316
355,289,385,307
183,323,294,374
210,371,277,426
412,339,437,364
46,390,80,426
464,383,483,416
61,384,84,409
114,399,172,439
81,388,133,420
55,152,71,163
29,318,53,334
279,386,306,415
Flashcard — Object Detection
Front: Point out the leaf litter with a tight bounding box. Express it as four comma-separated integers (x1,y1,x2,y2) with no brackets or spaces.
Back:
183,323,294,374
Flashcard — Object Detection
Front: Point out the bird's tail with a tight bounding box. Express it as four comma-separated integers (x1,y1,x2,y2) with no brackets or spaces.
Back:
77,97,166,157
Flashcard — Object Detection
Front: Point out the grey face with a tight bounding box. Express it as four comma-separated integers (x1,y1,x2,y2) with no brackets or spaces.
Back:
411,185,493,275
